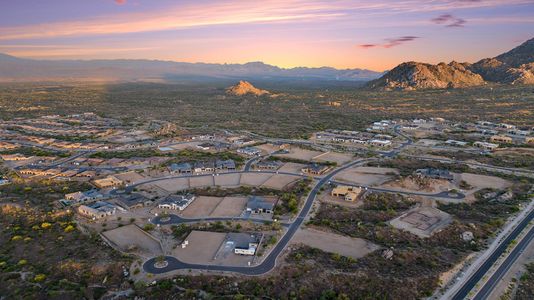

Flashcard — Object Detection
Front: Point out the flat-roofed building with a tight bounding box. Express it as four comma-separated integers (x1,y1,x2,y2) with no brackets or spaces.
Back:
78,201,116,219
331,185,362,202
490,135,513,144
93,175,123,188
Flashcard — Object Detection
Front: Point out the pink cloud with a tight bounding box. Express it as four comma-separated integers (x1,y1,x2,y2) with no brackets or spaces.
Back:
432,13,466,27
359,36,419,49
115,0,126,5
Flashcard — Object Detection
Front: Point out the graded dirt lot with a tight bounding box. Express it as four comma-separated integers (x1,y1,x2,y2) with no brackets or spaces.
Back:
389,206,452,238
261,174,300,189
181,196,222,217
210,196,247,217
172,231,226,264
102,224,162,258
169,141,201,151
189,175,214,188
292,227,379,259
278,162,307,174
275,146,324,161
312,152,353,165
114,171,145,185
334,167,397,186
459,173,512,201
255,143,280,154
214,173,241,187
380,176,455,193
153,177,190,193
239,173,272,186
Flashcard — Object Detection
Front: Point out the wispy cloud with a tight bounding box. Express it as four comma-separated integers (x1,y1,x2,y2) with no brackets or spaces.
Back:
359,36,420,49
0,0,530,41
432,13,466,27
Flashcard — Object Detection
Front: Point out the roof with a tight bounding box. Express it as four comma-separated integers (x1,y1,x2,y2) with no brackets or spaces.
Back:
161,194,195,206
247,196,274,211
116,193,148,208
227,232,261,249
170,162,192,171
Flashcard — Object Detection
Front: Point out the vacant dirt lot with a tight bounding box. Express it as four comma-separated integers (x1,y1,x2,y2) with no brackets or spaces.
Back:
169,141,201,151
278,162,307,174
255,143,280,154
459,173,512,201
210,196,248,217
181,196,222,218
261,174,300,189
312,152,353,165
172,231,226,264
153,177,190,192
189,175,214,188
275,146,324,161
102,224,162,258
380,176,455,193
239,173,272,186
114,171,145,185
292,227,379,259
214,173,241,187
335,167,397,186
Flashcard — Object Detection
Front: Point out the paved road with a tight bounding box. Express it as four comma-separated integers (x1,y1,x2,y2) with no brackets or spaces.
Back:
151,214,290,227
143,158,369,275
452,209,534,300
473,221,534,300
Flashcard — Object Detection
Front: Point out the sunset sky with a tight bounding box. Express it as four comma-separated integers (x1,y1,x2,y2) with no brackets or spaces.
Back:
0,0,533,71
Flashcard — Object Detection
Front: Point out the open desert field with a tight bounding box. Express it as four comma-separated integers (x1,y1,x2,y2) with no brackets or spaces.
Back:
210,196,247,217
255,143,280,154
181,196,222,217
168,141,201,151
274,146,324,161
334,166,397,186
152,177,190,193
261,174,300,189
312,151,353,165
214,173,241,187
459,173,512,201
102,224,162,258
239,173,272,186
292,227,379,259
172,231,226,264
189,175,214,188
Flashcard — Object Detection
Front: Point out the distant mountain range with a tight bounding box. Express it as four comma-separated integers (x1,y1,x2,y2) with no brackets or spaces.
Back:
0,53,382,83
368,37,534,90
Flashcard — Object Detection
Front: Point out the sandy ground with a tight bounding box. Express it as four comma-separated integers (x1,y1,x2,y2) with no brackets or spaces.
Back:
102,224,162,258
278,162,307,174
292,227,379,259
114,171,145,185
210,196,248,217
334,166,397,186
214,173,241,187
312,152,353,165
459,173,512,202
239,173,272,186
390,206,452,238
189,175,214,188
275,146,324,161
181,196,222,217
153,178,190,193
261,174,300,190
380,176,455,193
172,231,226,264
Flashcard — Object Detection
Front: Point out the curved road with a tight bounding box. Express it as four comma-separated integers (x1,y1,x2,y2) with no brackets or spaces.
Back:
144,158,369,275
151,214,290,227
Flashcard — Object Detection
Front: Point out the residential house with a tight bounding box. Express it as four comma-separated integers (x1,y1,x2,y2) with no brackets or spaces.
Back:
474,141,499,151
116,193,150,210
216,159,236,171
65,189,103,203
368,139,392,147
193,161,214,173
254,160,282,170
158,194,196,210
93,175,123,188
490,135,512,144
230,233,261,256
445,140,467,147
196,143,213,151
331,185,362,201
169,162,192,174
301,163,330,175
78,201,116,219
237,147,261,156
246,196,275,214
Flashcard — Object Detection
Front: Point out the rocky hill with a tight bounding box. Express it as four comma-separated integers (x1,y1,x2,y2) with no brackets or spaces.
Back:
369,37,534,90
226,81,271,96
367,61,484,90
